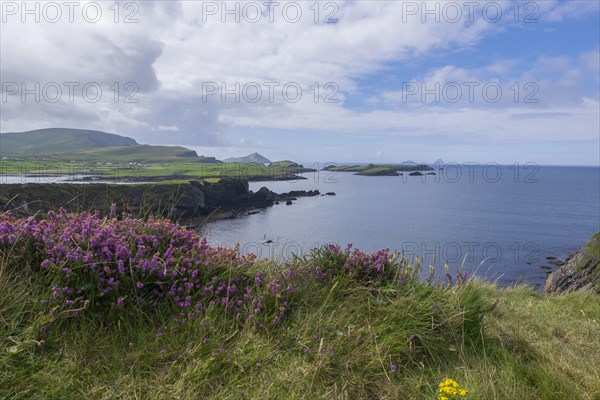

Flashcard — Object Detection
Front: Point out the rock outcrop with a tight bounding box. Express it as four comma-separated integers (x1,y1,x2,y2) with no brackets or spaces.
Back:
0,179,322,222
545,232,600,295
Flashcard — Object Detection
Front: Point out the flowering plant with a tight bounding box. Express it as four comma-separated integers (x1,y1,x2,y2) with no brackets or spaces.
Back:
438,378,469,399
0,209,293,330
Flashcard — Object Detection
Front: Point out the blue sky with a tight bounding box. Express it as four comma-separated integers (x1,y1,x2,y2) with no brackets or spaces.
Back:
1,0,599,165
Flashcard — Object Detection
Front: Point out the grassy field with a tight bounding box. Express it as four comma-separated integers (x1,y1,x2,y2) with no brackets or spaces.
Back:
1,211,599,400
0,160,316,182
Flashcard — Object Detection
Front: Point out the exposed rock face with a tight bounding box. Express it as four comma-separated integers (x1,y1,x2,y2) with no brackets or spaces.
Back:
0,179,322,222
545,232,600,295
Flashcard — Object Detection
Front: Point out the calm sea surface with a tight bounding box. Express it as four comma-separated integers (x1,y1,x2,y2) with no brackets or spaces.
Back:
201,165,600,287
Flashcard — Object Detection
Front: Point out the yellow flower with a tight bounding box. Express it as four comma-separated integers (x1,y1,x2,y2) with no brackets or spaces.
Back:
437,377,469,399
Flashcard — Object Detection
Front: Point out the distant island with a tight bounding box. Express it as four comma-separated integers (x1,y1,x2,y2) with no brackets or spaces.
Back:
223,152,271,164
324,163,434,176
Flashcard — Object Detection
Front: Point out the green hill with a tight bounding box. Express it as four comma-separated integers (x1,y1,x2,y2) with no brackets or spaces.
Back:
223,152,271,164
0,128,137,155
0,128,225,163
61,144,201,163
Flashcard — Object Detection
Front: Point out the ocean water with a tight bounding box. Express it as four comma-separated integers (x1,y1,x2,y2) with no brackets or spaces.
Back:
201,165,600,287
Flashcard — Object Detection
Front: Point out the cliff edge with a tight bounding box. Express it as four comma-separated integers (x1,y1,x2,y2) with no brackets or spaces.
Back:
545,232,600,295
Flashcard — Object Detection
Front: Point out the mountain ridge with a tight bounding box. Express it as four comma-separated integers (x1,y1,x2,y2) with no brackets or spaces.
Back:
0,128,224,163
0,128,138,155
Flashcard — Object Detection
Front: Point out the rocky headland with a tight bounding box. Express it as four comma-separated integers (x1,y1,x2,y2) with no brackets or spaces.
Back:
0,179,330,224
545,232,600,295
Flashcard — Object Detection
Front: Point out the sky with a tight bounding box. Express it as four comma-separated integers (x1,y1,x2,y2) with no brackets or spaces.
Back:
0,0,599,165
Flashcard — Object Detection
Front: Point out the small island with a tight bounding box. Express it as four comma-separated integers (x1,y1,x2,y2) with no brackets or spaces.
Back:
324,163,434,176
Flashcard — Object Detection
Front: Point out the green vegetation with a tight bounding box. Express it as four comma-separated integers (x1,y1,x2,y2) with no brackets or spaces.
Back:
0,182,194,219
1,211,599,399
325,163,434,176
58,144,206,163
0,128,137,155
0,160,315,182
0,129,315,181
0,128,217,163
355,166,399,176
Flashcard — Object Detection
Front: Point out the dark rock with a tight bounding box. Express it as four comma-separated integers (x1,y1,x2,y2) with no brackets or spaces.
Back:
546,256,557,260
325,192,336,196
426,172,436,175
549,259,565,267
285,200,293,205
285,190,320,197
565,252,577,262
409,171,423,176
539,265,552,270
251,186,275,203
545,232,600,295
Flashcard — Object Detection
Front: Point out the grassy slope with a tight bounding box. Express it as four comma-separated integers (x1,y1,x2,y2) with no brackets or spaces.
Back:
1,260,599,399
0,128,137,154
355,167,399,176
0,129,218,164
59,145,200,163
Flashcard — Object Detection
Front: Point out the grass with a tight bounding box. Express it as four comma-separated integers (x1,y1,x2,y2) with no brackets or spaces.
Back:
0,160,315,182
0,128,136,155
355,167,399,176
1,213,599,400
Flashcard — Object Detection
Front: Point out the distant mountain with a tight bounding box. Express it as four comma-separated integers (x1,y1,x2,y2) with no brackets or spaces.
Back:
223,152,271,164
0,128,137,155
0,128,221,163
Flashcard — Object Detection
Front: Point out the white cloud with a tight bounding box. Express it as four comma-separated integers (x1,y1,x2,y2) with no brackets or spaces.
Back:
0,0,597,164
158,125,179,132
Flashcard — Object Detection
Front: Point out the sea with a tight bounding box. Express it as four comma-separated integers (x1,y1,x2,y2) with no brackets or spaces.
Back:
200,164,600,288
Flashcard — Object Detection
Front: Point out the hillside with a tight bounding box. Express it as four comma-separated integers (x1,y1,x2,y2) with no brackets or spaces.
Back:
0,128,223,163
61,144,201,163
0,128,137,155
223,152,272,164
